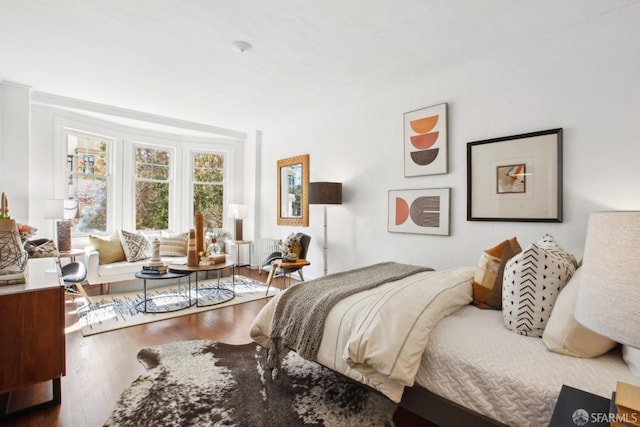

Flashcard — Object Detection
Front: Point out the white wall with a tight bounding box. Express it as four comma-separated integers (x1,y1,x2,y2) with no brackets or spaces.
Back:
0,82,31,221
258,7,640,279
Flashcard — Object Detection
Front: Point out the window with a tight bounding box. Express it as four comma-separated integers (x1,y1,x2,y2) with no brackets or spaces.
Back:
66,133,110,233
134,146,171,230
192,152,225,228
58,117,239,237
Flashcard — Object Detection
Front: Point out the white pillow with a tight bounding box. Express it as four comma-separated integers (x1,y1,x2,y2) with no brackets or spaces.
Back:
119,230,152,262
542,268,617,357
503,234,577,337
623,345,640,377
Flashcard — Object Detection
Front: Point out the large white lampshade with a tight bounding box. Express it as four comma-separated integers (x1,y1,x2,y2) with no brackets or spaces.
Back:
575,211,640,348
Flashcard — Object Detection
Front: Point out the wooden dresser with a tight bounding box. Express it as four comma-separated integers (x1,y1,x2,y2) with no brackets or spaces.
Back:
0,257,65,414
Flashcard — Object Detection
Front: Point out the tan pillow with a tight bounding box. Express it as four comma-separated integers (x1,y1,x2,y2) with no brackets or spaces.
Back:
159,231,188,257
89,234,126,265
472,237,521,309
543,268,617,357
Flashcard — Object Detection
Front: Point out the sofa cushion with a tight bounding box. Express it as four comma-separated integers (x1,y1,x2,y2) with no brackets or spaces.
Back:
159,231,188,257
471,237,521,309
542,267,617,357
120,230,152,262
89,234,126,265
503,234,577,337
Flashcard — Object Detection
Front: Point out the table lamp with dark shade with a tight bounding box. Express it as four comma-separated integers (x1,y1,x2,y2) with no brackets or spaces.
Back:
309,182,342,276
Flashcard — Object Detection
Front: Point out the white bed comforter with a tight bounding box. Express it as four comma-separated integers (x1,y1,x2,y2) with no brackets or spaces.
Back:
250,266,475,402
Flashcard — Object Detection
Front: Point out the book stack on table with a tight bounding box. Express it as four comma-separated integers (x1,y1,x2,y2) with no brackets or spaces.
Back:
141,264,167,275
611,382,640,427
209,254,226,264
0,271,27,286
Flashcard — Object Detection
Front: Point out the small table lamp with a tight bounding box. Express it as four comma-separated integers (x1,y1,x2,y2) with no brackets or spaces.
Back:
229,204,248,241
309,182,342,276
45,199,78,252
575,211,640,374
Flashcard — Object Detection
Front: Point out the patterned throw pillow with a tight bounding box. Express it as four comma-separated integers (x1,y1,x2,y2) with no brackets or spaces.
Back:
119,230,152,262
159,231,188,257
503,234,578,337
89,234,127,265
471,237,522,309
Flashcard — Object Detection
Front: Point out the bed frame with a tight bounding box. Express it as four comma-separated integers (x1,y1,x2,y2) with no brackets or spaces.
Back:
400,385,509,427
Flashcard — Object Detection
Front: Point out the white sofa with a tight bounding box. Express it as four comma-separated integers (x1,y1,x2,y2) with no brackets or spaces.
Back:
84,246,186,294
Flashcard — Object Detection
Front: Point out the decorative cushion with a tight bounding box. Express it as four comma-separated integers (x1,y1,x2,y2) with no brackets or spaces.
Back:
472,237,522,309
623,346,640,377
542,267,617,357
24,239,59,258
119,230,152,262
89,234,127,265
159,231,188,257
283,233,301,259
503,234,577,337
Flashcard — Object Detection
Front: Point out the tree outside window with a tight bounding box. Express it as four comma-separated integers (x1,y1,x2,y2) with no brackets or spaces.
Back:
67,134,109,233
192,152,224,228
135,147,170,230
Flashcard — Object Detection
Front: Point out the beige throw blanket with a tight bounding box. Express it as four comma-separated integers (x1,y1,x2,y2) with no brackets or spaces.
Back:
267,262,431,370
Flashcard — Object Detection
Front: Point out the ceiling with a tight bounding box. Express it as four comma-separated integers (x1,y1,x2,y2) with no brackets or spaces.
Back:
0,0,637,133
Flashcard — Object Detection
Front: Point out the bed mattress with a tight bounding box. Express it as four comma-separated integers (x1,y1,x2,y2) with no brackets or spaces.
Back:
415,305,640,427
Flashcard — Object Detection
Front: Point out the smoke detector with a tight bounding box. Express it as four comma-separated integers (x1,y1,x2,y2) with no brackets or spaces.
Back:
232,41,253,53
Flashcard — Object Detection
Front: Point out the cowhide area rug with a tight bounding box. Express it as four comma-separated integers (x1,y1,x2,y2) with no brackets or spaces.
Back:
104,340,400,426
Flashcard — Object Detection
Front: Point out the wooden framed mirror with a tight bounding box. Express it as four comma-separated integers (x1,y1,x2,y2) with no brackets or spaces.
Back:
277,154,309,226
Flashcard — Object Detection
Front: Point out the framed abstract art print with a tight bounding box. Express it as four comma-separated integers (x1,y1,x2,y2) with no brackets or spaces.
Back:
404,103,447,177
467,128,563,222
388,188,450,235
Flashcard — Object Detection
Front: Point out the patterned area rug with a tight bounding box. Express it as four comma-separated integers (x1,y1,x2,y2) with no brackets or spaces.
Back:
78,276,278,336
104,340,397,427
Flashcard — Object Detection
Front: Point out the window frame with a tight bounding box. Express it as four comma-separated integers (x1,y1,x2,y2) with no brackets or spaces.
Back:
125,141,177,232
183,146,232,231
54,115,241,239
60,126,116,235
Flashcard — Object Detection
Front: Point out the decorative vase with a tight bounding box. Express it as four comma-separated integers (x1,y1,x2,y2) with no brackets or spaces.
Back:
0,219,28,273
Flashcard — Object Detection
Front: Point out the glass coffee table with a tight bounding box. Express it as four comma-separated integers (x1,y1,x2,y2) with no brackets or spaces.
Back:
168,261,236,307
134,270,192,313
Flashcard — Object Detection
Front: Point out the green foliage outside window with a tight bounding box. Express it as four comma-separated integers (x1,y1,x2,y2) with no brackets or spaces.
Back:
135,147,170,230
193,153,224,228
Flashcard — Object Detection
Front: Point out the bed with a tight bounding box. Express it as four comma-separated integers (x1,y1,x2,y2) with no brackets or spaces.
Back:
249,262,640,427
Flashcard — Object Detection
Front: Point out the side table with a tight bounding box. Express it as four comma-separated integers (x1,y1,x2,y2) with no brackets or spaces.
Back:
230,240,252,271
58,248,84,262
168,262,236,307
134,270,191,313
265,259,310,295
549,384,611,427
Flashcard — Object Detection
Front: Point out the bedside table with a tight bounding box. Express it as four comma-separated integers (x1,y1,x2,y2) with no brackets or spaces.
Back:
549,385,611,427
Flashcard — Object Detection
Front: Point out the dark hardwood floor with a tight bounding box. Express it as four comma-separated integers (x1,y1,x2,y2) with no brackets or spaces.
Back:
1,268,433,427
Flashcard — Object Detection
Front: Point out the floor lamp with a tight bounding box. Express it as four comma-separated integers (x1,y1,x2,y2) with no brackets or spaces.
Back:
309,182,342,276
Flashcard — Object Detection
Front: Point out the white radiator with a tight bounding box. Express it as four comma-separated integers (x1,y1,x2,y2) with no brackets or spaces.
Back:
257,238,282,273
